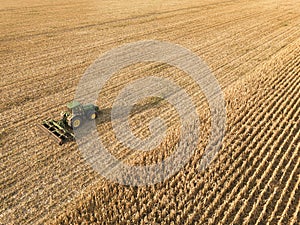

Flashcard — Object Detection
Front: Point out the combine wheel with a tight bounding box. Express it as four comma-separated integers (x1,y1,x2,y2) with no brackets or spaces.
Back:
72,117,82,129
88,112,97,120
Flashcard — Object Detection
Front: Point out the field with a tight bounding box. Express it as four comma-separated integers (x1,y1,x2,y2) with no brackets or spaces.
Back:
1,0,299,224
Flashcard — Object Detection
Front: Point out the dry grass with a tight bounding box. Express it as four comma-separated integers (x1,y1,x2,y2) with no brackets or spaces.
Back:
1,0,299,224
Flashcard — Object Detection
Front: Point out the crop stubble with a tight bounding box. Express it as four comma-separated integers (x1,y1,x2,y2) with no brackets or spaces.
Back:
0,0,299,224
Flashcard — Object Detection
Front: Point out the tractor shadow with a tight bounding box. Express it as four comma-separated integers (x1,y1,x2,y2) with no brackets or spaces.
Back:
96,96,164,124
75,97,164,141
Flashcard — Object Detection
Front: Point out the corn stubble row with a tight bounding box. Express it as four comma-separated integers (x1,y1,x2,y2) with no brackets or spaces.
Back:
51,38,300,225
1,1,300,224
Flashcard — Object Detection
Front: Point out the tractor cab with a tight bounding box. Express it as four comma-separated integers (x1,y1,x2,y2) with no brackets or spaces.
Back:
66,101,83,114
64,101,99,129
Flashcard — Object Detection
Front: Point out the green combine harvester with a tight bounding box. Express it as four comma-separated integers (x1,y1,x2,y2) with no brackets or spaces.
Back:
38,101,100,145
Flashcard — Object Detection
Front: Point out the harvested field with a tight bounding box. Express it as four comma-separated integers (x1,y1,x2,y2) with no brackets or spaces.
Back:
1,0,299,224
